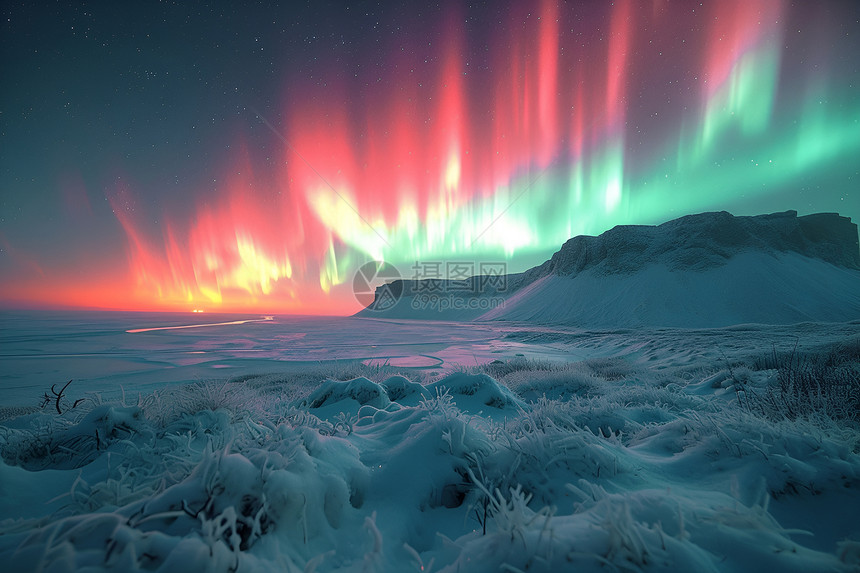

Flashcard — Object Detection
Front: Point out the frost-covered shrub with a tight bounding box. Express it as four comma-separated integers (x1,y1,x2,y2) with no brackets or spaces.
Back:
479,356,640,402
0,406,38,422
743,341,860,425
479,356,558,378
582,356,638,381
3,422,369,572
503,368,601,401
0,405,148,471
419,386,460,419
139,380,266,427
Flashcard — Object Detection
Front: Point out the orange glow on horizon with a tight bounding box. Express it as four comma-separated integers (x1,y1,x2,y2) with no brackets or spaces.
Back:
2,0,818,316
0,1,682,314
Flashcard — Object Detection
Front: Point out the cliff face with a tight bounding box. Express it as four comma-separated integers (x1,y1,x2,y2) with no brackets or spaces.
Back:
541,211,860,278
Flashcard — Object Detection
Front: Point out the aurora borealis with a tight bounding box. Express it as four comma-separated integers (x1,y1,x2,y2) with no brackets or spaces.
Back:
2,1,858,314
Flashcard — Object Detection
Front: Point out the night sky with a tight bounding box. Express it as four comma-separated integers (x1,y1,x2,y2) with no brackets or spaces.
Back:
2,1,859,314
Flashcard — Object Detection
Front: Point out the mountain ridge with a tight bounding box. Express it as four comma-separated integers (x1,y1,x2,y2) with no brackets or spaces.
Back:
540,210,859,277
356,210,860,327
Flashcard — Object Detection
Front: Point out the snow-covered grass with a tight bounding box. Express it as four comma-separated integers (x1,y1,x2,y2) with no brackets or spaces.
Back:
739,335,860,426
1,336,859,572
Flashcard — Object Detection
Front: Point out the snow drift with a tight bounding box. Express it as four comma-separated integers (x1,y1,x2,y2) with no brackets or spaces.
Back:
3,357,859,572
358,210,860,327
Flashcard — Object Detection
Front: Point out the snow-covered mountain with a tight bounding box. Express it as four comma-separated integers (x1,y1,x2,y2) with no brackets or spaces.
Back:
358,210,860,327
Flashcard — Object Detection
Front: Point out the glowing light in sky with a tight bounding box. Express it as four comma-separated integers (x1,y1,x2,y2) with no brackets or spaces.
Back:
1,0,858,313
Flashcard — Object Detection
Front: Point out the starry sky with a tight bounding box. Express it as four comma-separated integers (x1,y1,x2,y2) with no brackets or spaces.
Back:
1,0,859,314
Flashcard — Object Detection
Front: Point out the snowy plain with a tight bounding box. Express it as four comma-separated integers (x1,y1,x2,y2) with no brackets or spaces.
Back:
1,310,859,572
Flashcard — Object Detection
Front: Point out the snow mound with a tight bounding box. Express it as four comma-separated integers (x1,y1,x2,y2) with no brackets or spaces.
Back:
380,375,432,404
302,373,525,415
303,377,391,410
427,372,526,412
301,375,435,417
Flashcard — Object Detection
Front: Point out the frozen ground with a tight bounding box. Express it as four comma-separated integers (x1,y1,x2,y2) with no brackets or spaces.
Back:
1,311,859,571
0,311,529,408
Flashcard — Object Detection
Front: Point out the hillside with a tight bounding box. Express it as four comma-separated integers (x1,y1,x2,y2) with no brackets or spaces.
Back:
357,210,860,327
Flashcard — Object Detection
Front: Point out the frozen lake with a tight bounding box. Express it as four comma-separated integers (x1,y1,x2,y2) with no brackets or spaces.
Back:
0,310,559,406
3,310,858,408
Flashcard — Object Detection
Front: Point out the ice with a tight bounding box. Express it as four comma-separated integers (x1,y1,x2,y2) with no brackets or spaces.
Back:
1,311,859,571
